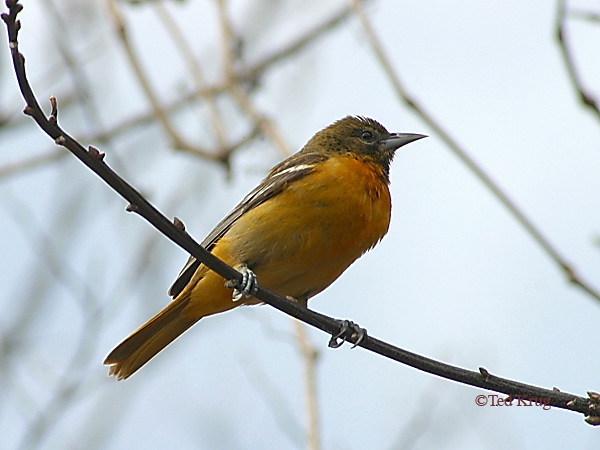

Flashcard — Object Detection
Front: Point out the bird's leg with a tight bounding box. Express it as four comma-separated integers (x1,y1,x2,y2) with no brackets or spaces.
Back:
328,320,366,349
227,265,259,302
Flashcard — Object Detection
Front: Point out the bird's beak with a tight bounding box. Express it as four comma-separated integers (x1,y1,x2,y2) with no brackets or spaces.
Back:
383,133,427,151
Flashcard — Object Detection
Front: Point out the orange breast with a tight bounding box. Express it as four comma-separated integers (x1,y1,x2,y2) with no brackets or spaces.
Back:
220,155,392,301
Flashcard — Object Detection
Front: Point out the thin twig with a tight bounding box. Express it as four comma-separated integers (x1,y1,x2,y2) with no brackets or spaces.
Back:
555,1,600,121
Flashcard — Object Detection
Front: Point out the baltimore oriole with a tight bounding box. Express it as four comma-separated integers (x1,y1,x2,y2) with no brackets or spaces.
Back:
104,116,425,379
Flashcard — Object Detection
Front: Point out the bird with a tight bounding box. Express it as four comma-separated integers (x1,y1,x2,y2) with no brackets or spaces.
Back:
104,116,426,380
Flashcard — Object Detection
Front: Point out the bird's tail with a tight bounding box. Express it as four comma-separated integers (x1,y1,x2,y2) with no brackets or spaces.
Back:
104,295,198,380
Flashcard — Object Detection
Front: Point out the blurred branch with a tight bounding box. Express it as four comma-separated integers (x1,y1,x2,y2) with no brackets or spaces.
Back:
153,1,229,154
106,0,220,159
4,0,600,425
0,188,107,449
19,308,104,450
245,2,357,83
568,9,600,23
41,0,108,137
556,1,600,121
107,0,339,162
0,188,100,359
0,148,65,180
240,349,305,446
119,0,358,132
1,1,358,181
351,0,600,305
388,380,445,450
217,0,293,156
293,320,321,450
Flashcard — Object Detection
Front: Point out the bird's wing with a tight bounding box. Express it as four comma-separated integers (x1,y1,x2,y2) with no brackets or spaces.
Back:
167,151,328,298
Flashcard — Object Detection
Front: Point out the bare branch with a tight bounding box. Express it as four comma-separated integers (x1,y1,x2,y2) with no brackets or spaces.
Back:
555,1,600,121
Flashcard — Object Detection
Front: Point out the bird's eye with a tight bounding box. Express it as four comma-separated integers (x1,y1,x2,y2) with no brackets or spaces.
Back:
360,130,374,141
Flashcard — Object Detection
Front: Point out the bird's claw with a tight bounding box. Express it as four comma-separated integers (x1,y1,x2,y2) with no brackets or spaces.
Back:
229,266,258,302
328,320,366,349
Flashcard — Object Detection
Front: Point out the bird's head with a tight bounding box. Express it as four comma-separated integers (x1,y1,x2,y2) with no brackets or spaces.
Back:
306,116,426,181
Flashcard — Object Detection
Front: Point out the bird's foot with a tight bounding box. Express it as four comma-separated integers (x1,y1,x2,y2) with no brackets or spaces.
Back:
328,320,366,349
227,265,259,302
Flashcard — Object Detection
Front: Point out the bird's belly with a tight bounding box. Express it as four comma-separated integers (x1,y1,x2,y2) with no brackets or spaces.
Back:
220,156,392,300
